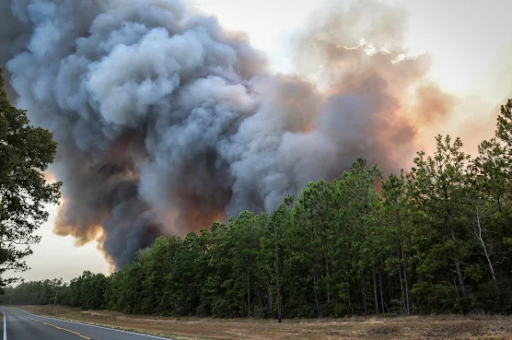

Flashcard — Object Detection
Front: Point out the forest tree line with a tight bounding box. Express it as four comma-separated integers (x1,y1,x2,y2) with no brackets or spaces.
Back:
4,100,512,318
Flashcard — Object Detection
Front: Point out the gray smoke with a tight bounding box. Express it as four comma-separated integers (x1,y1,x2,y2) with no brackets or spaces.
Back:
1,0,435,268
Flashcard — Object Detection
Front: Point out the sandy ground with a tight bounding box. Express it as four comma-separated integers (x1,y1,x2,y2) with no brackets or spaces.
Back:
16,305,512,340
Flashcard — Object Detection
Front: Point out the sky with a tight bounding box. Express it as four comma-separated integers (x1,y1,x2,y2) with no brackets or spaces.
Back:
9,0,512,282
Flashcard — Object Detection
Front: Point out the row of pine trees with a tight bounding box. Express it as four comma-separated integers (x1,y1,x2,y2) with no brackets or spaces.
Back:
4,100,512,318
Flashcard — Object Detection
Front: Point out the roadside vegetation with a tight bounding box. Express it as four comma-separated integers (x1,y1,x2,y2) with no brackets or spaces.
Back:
19,305,512,340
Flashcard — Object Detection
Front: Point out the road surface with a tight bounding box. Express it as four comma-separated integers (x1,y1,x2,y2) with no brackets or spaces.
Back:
0,306,173,340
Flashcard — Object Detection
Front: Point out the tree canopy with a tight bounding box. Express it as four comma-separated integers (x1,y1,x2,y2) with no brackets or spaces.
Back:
0,69,61,287
5,98,512,318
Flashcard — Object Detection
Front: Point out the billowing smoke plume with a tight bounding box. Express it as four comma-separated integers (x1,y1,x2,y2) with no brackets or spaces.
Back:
1,0,444,267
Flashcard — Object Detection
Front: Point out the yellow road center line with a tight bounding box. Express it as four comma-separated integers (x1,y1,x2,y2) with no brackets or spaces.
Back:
16,314,90,339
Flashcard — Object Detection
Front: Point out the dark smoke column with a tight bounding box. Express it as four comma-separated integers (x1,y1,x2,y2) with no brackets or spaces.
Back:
0,0,270,268
1,0,427,267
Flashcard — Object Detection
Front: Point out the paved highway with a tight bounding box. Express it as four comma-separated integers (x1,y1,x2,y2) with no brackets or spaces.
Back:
0,307,172,340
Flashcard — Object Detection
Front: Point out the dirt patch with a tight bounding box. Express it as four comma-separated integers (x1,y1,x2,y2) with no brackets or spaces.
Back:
15,305,512,340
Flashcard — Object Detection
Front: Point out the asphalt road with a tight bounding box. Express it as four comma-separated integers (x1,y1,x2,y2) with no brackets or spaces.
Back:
0,307,172,340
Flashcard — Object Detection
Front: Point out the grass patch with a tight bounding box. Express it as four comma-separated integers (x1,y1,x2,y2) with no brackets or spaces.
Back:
12,305,512,340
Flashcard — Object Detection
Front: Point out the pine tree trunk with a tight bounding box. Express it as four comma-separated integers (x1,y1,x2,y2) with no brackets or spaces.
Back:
396,209,410,315
247,264,251,317
347,270,354,316
403,262,411,315
398,258,407,314
348,279,353,316
360,273,368,315
450,227,467,298
442,180,467,298
267,286,273,316
372,265,379,314
475,204,499,292
313,261,320,318
379,272,385,313
322,225,331,305
274,224,282,323
325,251,331,305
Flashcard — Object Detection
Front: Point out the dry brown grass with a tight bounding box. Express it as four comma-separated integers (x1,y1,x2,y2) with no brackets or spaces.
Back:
17,305,512,340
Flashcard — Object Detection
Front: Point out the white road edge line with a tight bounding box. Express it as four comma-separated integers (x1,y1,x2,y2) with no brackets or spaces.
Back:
2,309,6,340
16,309,173,340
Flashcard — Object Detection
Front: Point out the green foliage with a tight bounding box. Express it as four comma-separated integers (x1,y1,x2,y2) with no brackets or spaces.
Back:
1,278,64,305
0,69,61,286
4,99,512,318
